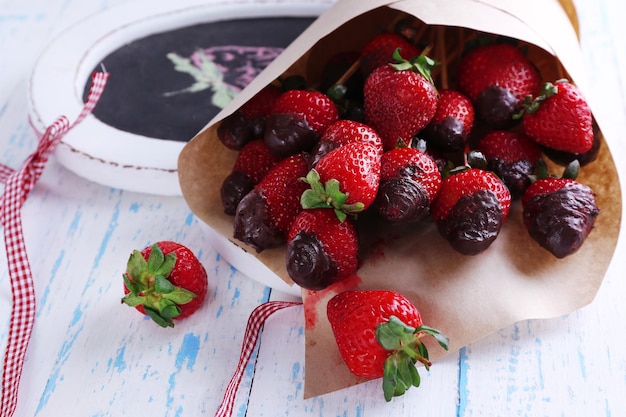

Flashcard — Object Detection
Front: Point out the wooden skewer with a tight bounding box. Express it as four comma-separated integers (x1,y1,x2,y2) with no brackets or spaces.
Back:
335,58,361,87
437,26,449,90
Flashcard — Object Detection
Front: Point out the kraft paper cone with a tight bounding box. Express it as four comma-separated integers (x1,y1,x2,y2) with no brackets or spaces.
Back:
179,0,621,398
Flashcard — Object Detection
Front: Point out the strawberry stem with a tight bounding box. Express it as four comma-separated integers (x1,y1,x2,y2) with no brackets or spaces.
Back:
300,169,364,222
121,244,197,328
514,80,566,119
389,48,439,85
376,316,449,401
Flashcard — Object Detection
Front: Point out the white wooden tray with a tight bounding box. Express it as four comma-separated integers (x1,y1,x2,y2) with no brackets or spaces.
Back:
28,0,328,195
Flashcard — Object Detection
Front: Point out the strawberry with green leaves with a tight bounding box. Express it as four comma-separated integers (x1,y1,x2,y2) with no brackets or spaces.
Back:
432,167,511,255
264,89,339,157
233,154,309,252
122,241,208,328
375,147,442,223
519,80,595,154
286,209,358,290
522,160,600,258
301,141,382,221
359,32,421,78
476,130,541,199
457,42,541,129
327,290,449,401
364,49,439,151
220,139,282,215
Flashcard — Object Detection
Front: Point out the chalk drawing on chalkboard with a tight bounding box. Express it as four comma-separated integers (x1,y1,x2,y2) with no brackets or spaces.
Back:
28,0,327,195
164,46,284,104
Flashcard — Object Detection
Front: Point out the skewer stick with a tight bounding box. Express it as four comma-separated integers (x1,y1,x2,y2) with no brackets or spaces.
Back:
335,58,361,87
437,26,449,90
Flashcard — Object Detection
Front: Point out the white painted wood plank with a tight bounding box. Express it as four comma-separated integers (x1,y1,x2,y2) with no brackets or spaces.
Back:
13,162,273,416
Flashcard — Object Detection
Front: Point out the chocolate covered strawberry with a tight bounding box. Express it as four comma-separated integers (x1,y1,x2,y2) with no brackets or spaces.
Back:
522,161,599,258
457,43,541,129
122,241,208,328
375,147,442,223
432,167,511,255
476,130,541,199
421,89,474,156
359,32,421,78
217,84,282,150
519,80,594,154
364,49,439,150
309,119,383,169
327,290,449,401
264,89,339,157
301,141,382,221
286,209,358,290
233,154,309,252
220,139,282,215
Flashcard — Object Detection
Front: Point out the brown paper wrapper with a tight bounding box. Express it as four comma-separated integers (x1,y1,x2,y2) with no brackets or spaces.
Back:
179,0,622,398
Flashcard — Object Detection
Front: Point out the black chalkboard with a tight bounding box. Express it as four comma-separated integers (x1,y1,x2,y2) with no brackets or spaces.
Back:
84,17,314,141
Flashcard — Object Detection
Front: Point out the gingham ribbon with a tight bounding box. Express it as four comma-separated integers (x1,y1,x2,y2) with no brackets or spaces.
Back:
215,300,302,417
0,72,109,417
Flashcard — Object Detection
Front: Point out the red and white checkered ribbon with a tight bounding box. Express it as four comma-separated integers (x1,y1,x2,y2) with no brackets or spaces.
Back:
0,72,109,417
215,300,302,417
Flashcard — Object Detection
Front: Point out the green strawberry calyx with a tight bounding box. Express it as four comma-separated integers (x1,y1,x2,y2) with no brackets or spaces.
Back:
300,169,364,222
514,79,569,119
376,316,450,402
389,48,439,85
530,158,580,184
121,243,197,328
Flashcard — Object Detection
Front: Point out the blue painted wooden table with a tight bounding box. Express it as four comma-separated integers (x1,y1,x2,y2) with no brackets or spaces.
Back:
1,0,625,416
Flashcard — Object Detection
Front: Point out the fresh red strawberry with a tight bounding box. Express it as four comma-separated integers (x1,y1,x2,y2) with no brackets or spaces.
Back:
457,43,541,129
264,89,339,157
476,130,541,199
519,80,594,154
432,168,511,255
364,50,439,151
327,290,449,401
286,209,358,290
301,141,382,221
522,161,599,258
217,84,282,150
122,241,208,328
359,32,421,78
220,139,283,215
233,154,309,252
421,89,474,156
375,147,442,223
309,119,383,169
239,84,283,122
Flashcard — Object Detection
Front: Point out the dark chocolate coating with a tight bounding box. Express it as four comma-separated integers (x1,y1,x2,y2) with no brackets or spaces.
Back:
489,158,535,200
217,111,255,150
437,190,503,255
220,171,255,215
233,188,284,252
422,116,467,154
475,85,520,130
264,113,321,157
523,184,599,258
308,140,341,170
375,177,431,223
286,231,338,290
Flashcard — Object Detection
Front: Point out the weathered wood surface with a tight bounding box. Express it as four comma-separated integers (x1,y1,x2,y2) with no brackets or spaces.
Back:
1,0,625,415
